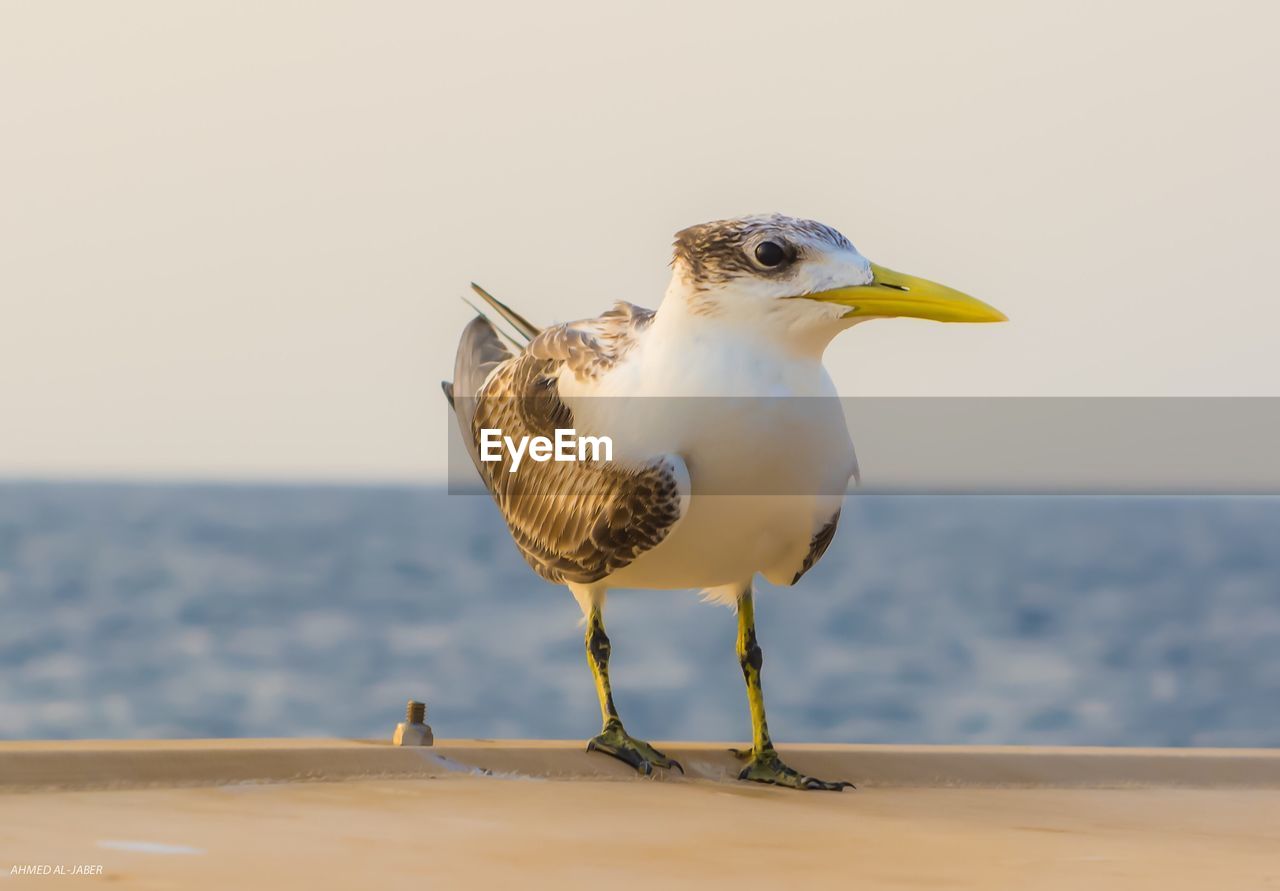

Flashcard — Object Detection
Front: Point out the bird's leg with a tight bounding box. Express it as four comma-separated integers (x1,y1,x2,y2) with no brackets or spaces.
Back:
583,604,682,775
734,587,853,791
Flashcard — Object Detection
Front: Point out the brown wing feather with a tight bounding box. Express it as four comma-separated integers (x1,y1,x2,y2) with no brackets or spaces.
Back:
466,307,683,585
791,511,841,584
526,302,654,382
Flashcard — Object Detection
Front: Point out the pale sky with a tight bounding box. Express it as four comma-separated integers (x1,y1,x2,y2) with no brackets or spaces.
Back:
2,1,1277,482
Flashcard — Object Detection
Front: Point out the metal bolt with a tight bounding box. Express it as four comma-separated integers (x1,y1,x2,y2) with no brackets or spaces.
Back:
393,699,434,747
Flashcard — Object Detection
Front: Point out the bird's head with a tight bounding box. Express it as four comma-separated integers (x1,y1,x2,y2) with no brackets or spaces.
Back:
668,213,1005,349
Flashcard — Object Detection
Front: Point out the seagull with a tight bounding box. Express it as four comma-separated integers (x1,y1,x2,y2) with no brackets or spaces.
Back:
443,214,1005,790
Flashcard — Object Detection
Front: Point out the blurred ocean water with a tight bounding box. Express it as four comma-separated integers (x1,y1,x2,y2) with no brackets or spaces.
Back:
0,482,1277,747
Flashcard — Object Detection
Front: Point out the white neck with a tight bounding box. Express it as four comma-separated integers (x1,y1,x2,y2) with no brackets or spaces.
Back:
653,272,854,362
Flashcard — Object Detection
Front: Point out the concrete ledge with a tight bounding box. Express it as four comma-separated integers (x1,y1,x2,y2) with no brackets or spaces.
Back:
5,744,1279,889
2,738,1278,792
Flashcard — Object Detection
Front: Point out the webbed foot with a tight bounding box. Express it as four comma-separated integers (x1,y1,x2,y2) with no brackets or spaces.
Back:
587,720,683,776
737,748,853,791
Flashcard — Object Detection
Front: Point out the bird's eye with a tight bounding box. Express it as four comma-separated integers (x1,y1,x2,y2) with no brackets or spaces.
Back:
753,240,788,268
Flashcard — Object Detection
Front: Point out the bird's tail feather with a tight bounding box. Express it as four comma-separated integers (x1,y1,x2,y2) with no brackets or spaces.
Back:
441,282,538,411
442,284,540,474
469,282,540,343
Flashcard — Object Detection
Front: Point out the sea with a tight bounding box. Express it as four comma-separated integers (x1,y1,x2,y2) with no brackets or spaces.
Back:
1,482,1277,747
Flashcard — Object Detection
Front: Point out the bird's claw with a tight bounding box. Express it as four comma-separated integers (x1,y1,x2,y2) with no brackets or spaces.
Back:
587,722,683,776
737,749,854,792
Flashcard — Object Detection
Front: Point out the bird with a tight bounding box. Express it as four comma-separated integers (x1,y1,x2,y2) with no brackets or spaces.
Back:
442,213,1005,790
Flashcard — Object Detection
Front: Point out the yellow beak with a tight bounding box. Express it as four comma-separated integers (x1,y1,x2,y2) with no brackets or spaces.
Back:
800,262,1007,323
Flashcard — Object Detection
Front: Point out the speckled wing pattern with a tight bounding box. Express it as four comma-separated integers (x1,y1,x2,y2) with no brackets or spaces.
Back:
457,305,686,586
525,301,655,382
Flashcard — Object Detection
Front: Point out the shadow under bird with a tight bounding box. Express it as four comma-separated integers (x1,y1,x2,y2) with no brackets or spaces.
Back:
443,213,1006,790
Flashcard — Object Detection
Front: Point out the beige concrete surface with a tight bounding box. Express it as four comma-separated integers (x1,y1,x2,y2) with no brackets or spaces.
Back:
3,778,1279,890
3,738,1280,791
3,741,1279,889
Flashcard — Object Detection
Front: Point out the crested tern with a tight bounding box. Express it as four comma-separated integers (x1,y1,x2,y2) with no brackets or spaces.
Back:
443,214,1005,790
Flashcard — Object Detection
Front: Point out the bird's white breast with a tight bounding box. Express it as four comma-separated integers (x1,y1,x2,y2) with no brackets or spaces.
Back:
560,314,856,591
